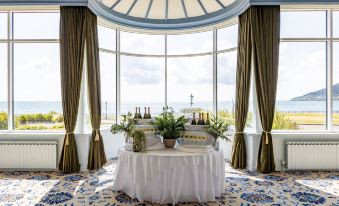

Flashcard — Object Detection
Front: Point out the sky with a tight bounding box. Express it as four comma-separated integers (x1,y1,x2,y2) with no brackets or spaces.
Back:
1,10,338,108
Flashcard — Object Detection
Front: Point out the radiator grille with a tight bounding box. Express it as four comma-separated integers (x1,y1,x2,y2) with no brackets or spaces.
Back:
287,142,339,170
0,141,57,170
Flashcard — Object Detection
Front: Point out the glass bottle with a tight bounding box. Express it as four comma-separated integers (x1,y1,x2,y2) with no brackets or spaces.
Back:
191,112,197,125
205,113,210,125
201,113,206,125
147,107,151,119
134,107,138,119
197,113,202,125
143,107,147,119
138,107,142,119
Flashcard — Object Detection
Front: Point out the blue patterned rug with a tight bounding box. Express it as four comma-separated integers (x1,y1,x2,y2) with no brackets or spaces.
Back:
0,159,338,206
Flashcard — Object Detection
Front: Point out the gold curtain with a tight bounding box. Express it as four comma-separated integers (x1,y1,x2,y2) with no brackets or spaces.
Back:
59,6,86,173
231,9,252,169
85,9,107,170
251,6,280,173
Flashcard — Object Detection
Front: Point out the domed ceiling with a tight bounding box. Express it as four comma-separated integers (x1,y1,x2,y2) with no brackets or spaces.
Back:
88,0,250,30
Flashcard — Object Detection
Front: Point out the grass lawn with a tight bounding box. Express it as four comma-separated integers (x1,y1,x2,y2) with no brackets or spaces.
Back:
283,112,339,125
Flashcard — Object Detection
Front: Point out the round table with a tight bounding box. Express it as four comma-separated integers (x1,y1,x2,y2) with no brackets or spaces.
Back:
112,148,225,204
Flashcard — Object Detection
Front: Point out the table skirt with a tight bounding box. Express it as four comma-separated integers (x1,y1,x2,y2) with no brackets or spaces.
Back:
112,149,225,204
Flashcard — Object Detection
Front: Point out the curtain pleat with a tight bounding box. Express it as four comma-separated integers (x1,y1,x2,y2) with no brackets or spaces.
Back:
59,6,86,173
250,6,280,173
85,9,107,170
231,10,252,169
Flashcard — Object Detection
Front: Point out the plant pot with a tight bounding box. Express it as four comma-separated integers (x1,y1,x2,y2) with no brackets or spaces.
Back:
163,139,176,148
214,141,220,151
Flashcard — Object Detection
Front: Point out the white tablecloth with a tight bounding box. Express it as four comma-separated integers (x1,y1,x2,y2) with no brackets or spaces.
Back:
112,148,225,204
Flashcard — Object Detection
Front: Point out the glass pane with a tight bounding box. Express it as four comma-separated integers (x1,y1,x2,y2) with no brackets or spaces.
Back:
0,13,7,39
333,11,339,37
281,11,326,38
275,42,326,130
167,31,213,55
121,56,165,115
217,24,238,50
0,44,7,130
14,43,63,130
98,25,116,51
100,52,116,128
217,51,236,127
167,55,213,114
332,43,339,130
13,12,59,39
121,31,164,54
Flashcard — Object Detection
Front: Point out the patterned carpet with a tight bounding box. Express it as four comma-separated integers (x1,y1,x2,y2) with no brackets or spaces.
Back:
0,158,338,206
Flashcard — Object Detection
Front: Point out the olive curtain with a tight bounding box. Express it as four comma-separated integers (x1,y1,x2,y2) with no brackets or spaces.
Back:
231,9,252,169
85,9,107,170
251,6,280,173
59,6,86,173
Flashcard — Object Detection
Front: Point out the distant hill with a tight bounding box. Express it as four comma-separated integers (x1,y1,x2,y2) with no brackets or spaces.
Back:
291,83,339,101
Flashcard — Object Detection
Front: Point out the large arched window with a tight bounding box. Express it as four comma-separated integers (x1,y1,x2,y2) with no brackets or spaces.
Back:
98,22,240,128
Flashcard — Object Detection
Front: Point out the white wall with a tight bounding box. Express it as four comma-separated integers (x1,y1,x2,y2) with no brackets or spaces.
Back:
0,132,91,171
1,130,338,172
246,133,339,171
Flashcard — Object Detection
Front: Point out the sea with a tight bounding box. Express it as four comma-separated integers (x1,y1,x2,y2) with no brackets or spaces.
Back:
0,101,338,115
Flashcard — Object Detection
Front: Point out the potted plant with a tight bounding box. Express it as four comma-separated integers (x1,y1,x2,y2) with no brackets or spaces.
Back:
111,112,136,142
205,115,231,150
153,106,188,148
132,129,146,152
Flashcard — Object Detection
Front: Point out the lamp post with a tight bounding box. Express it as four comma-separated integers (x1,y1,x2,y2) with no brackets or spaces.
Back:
105,101,108,119
190,94,194,107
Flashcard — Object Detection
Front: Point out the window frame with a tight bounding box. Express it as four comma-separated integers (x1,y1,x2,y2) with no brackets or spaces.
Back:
274,8,339,133
97,21,239,126
1,9,60,133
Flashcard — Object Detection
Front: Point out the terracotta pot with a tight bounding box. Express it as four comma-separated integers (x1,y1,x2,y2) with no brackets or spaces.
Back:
163,139,176,148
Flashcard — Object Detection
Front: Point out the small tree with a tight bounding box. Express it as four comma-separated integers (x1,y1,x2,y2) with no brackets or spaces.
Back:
273,111,298,130
0,112,8,129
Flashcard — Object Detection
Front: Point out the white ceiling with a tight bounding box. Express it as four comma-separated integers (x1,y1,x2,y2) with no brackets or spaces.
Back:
99,0,236,20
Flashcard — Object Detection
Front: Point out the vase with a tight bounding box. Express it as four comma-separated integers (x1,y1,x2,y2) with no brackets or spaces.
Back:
213,140,220,151
163,139,176,148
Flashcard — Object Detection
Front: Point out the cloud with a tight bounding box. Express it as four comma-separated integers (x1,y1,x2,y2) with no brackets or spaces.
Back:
277,42,326,100
167,56,213,84
121,56,164,84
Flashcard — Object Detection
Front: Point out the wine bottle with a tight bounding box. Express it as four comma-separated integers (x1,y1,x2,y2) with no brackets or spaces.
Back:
143,107,147,119
191,112,197,125
197,113,202,125
147,107,151,119
134,107,138,119
201,113,206,125
205,113,211,125
138,107,142,119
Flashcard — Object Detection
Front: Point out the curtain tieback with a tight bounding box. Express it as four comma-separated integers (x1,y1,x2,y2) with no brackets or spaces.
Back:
65,132,74,146
94,129,100,141
263,131,271,145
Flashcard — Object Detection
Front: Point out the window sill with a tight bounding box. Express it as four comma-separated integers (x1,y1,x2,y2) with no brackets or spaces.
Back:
244,131,339,136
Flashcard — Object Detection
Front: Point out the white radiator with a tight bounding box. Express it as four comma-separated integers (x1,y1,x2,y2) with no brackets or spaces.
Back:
0,141,57,170
287,142,339,170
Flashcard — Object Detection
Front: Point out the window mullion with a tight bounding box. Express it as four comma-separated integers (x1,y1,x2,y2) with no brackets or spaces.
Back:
116,29,121,123
165,34,168,107
213,28,217,115
8,11,14,131
327,9,333,131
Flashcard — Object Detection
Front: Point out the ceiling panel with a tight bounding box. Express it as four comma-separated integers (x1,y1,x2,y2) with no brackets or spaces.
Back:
101,0,118,8
184,0,204,18
168,0,185,19
148,0,166,19
129,0,150,18
220,0,236,7
200,0,223,13
114,0,135,14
